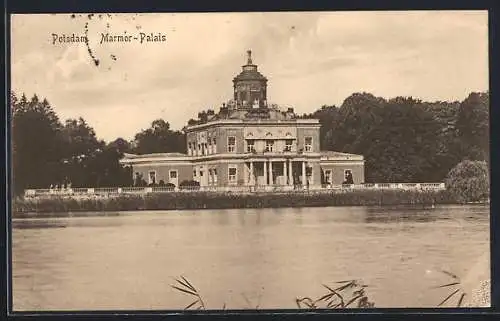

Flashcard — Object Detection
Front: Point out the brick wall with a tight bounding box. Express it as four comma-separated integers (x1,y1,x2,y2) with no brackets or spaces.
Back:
132,164,193,187
310,161,322,185
217,126,245,154
297,127,320,152
320,163,365,184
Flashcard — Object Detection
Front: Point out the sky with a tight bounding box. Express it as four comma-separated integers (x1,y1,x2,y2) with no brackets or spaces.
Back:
11,11,488,142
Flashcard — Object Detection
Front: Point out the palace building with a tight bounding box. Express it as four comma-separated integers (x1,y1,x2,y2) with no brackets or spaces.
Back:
119,51,365,189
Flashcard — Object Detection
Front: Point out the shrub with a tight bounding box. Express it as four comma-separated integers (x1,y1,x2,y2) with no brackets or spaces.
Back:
445,160,489,203
179,180,200,190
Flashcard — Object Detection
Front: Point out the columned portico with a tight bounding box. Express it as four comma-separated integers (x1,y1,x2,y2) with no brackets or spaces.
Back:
244,159,314,186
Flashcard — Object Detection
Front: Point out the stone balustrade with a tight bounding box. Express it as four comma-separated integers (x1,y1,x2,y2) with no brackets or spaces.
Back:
23,182,446,198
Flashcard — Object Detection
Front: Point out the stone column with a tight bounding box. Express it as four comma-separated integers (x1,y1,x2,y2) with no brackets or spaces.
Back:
263,161,267,186
269,160,273,185
283,161,286,186
288,160,293,185
244,163,248,185
302,161,306,185
250,161,254,185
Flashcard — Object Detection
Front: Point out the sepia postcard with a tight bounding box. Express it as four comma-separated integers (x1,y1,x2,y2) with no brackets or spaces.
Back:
9,11,490,312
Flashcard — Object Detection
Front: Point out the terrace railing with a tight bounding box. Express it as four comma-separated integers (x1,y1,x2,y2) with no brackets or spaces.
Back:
24,182,446,198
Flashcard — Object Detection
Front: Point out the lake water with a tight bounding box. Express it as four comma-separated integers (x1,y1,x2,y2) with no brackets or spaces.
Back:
12,205,489,311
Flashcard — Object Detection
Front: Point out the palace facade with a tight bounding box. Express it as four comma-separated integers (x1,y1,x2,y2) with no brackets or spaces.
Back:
120,51,365,188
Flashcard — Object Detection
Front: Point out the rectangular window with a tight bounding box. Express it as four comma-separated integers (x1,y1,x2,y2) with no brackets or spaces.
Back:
228,136,236,153
188,142,192,156
344,169,353,184
201,144,205,156
208,169,213,184
169,171,177,179
193,170,197,177
265,140,274,152
148,171,156,185
305,137,313,152
247,139,255,153
213,168,218,183
200,170,204,177
228,167,237,184
285,139,293,152
213,138,217,154
325,170,332,184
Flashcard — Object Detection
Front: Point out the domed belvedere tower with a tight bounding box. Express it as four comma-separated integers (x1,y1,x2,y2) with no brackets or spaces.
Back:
232,50,268,109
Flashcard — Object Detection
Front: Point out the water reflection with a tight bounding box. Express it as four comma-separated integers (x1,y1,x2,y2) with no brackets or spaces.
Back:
363,211,438,224
12,220,68,229
12,205,489,310
212,210,230,226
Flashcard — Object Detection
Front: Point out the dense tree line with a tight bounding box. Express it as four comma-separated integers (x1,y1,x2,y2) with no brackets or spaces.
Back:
303,92,489,183
11,90,489,195
11,93,185,195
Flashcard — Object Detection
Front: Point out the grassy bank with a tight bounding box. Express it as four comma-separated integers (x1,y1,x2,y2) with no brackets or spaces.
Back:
12,189,457,216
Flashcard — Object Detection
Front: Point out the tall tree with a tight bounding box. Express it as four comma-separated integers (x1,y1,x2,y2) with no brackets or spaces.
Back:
341,97,441,182
309,105,340,149
456,92,489,162
108,137,133,154
59,119,134,187
324,93,386,153
59,117,106,187
133,119,186,154
12,93,65,194
421,100,463,181
104,138,134,186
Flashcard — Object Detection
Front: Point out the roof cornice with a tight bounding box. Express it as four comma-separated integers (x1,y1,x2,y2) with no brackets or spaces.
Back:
185,118,320,132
